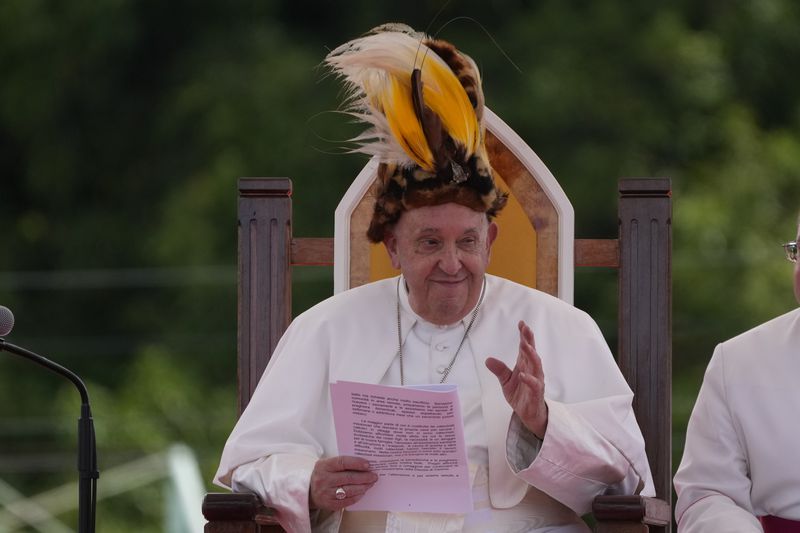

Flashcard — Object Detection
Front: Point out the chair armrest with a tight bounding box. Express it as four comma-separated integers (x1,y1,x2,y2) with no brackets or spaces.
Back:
592,495,671,526
202,492,283,531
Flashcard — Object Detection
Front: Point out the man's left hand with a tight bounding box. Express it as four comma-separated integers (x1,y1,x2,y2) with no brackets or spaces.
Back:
485,320,548,438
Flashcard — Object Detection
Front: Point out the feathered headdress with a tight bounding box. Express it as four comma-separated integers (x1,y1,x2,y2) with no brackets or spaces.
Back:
325,23,508,242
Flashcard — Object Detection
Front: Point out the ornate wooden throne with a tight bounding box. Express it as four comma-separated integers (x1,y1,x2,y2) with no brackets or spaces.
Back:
202,109,673,532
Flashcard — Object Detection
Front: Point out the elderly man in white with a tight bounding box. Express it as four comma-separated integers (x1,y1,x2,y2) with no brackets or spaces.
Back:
674,224,800,532
214,25,653,533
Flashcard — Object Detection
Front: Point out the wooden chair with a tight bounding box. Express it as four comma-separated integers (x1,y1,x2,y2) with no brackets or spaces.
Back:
202,109,672,532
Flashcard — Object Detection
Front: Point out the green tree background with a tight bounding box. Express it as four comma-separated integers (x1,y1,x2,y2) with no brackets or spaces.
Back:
1,1,799,530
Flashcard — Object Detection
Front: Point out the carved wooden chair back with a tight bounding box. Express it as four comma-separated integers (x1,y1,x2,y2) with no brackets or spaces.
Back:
203,110,673,533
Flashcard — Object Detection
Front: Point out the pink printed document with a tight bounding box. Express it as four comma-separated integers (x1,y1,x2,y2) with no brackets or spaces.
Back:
330,380,473,513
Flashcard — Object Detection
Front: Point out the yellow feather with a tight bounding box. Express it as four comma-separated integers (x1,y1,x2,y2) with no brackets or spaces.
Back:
381,76,434,170
421,59,480,155
325,30,482,167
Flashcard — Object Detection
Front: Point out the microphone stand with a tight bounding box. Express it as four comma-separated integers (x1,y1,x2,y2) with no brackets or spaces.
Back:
0,337,98,533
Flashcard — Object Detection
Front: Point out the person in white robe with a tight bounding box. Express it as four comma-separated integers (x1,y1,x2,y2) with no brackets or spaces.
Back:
214,24,654,533
674,224,800,532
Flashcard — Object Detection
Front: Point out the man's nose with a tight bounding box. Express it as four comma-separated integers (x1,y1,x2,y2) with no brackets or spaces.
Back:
438,246,462,275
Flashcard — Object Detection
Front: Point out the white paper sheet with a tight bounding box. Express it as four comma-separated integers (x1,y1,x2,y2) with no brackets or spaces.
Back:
330,380,473,513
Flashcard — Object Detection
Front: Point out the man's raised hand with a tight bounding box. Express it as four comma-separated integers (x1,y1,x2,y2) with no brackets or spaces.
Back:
485,320,548,438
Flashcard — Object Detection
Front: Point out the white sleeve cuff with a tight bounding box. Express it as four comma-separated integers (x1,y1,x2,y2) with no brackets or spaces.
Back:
231,453,321,533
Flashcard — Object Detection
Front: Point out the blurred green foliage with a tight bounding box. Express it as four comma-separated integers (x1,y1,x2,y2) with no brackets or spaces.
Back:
1,0,800,530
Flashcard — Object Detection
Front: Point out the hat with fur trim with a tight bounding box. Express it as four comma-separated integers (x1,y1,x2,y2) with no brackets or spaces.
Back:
325,23,508,243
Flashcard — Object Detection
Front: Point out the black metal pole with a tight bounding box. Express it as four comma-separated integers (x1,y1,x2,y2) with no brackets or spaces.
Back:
78,403,98,533
0,338,99,533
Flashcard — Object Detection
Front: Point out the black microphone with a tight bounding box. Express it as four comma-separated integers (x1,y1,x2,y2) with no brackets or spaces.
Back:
0,305,98,533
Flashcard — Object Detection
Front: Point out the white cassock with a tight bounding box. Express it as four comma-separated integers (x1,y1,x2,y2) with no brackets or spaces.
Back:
214,275,654,532
674,307,800,532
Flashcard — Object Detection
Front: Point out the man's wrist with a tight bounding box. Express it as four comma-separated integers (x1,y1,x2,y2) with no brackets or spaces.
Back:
523,403,548,440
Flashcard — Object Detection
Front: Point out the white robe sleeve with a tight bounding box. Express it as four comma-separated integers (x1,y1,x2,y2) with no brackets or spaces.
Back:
496,293,654,516
506,394,651,516
231,454,319,533
674,345,763,533
213,309,342,533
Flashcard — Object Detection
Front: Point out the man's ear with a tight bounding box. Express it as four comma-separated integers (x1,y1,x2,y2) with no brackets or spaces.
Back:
483,221,499,263
486,221,499,249
384,231,401,270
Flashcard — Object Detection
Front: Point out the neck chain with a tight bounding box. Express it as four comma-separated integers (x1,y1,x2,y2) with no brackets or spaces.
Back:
395,277,486,386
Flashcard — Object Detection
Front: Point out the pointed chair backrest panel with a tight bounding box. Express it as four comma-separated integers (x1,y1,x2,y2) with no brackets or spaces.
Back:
333,109,575,303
